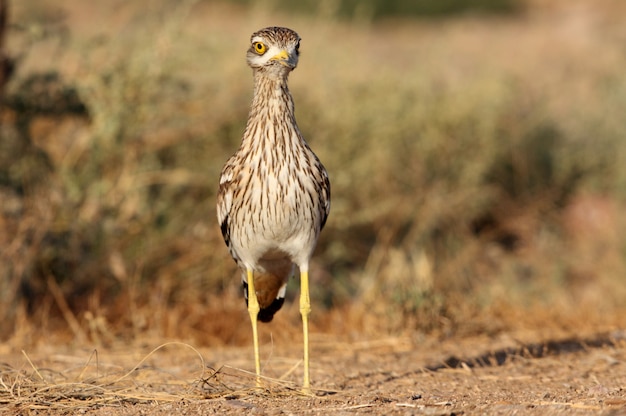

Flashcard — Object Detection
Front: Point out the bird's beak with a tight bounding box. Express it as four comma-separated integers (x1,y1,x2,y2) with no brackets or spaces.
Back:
270,50,289,61
270,50,295,67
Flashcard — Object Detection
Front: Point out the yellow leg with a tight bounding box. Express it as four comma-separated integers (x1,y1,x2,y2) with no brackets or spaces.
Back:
247,269,262,388
300,269,311,393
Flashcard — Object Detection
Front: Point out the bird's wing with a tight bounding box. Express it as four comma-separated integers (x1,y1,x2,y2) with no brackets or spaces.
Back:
319,164,331,231
217,162,235,244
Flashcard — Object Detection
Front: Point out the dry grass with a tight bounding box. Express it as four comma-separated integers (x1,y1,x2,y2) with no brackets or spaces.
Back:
1,0,626,355
1,344,206,411
2,333,625,414
0,341,324,413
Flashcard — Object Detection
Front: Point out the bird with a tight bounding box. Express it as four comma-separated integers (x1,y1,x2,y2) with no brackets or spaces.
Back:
216,26,331,393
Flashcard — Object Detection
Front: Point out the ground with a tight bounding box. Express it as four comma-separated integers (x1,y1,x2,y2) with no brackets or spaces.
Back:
2,330,625,415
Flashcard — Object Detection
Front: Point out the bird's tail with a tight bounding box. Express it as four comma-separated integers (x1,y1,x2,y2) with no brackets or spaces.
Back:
243,271,288,323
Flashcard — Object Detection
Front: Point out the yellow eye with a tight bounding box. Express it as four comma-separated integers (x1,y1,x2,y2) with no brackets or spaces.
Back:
252,42,266,54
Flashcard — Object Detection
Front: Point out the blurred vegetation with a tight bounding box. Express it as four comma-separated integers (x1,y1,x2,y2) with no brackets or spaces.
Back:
1,0,625,345
231,0,521,20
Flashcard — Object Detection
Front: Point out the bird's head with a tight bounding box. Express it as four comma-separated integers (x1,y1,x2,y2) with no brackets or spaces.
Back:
247,27,300,73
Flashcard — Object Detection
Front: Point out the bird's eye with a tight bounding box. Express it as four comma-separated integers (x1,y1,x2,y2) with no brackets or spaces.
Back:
253,42,266,54
295,41,300,53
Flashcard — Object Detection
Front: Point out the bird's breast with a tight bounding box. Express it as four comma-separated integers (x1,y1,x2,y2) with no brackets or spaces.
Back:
229,157,321,261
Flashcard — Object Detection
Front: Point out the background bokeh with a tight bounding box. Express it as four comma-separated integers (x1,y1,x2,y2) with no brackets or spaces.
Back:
1,0,625,347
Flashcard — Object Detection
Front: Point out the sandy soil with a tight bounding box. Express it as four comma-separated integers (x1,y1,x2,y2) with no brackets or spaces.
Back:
2,330,625,415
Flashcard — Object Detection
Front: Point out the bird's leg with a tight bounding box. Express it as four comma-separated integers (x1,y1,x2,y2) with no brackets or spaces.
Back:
299,269,311,394
247,269,262,388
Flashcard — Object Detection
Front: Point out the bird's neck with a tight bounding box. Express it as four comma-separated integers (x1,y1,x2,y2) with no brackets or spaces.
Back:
242,73,301,149
250,73,295,119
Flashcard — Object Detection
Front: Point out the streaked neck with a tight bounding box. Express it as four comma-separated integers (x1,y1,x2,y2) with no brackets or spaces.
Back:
242,71,300,149
250,71,295,118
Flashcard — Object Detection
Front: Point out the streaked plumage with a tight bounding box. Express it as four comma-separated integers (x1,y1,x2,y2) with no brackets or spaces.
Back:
216,26,330,392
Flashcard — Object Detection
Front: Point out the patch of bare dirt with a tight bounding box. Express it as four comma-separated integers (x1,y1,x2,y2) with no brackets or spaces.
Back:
2,331,625,415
